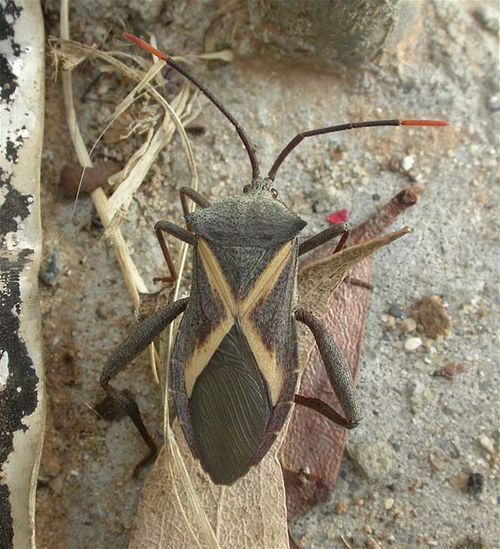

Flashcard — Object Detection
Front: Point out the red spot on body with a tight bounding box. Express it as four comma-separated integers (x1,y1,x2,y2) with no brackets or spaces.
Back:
327,209,349,225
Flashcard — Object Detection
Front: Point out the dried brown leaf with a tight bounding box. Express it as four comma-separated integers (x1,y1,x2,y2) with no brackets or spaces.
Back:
283,187,419,519
130,424,289,549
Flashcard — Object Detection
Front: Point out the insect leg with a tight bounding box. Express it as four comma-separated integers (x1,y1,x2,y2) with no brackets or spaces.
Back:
154,221,194,284
294,308,362,428
344,275,373,290
180,186,211,233
100,297,189,470
180,186,211,216
299,222,351,256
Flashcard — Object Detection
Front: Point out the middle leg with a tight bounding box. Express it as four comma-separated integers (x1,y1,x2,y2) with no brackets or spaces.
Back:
299,221,351,256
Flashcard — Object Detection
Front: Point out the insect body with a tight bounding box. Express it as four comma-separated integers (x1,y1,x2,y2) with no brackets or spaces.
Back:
100,34,447,485
171,192,306,484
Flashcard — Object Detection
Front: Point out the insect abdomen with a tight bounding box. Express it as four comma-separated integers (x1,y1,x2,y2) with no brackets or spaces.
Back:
189,323,272,485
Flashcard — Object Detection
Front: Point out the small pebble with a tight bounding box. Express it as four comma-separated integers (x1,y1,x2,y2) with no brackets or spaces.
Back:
39,251,60,287
428,451,445,472
487,95,500,112
384,497,394,510
434,362,466,380
348,441,396,481
91,215,104,231
335,501,347,514
402,155,415,172
479,435,495,454
467,472,484,498
400,318,417,332
95,303,109,320
409,380,433,415
473,5,500,33
363,523,373,534
388,304,406,319
451,472,469,490
386,315,396,329
423,340,437,351
404,337,422,351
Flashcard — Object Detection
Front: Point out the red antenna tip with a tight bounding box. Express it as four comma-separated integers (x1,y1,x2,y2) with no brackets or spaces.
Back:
122,33,170,62
401,120,449,127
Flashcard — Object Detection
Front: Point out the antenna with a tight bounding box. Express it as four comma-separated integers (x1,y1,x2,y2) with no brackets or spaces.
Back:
123,33,261,181
268,119,449,181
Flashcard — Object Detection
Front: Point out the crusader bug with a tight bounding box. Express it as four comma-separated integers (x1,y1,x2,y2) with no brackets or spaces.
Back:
100,33,447,485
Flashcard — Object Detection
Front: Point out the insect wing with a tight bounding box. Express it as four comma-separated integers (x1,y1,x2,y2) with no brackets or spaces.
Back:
190,323,272,484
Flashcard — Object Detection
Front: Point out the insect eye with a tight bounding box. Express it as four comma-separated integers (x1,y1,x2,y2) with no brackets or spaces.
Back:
243,184,251,194
270,188,279,199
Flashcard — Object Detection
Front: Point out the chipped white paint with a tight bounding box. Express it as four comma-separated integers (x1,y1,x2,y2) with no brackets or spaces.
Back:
0,351,9,390
0,2,46,548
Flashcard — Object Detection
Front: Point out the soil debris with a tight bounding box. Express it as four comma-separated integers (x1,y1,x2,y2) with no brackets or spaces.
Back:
413,295,452,339
433,362,467,381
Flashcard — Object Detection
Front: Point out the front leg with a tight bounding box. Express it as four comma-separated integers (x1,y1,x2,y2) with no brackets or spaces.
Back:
180,186,211,216
294,308,362,428
299,222,351,256
154,221,194,285
100,297,189,470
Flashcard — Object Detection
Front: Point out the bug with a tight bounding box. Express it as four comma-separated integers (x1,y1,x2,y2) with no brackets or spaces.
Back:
100,33,447,485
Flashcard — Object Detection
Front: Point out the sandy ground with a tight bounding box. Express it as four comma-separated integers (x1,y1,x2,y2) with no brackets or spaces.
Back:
36,1,498,548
